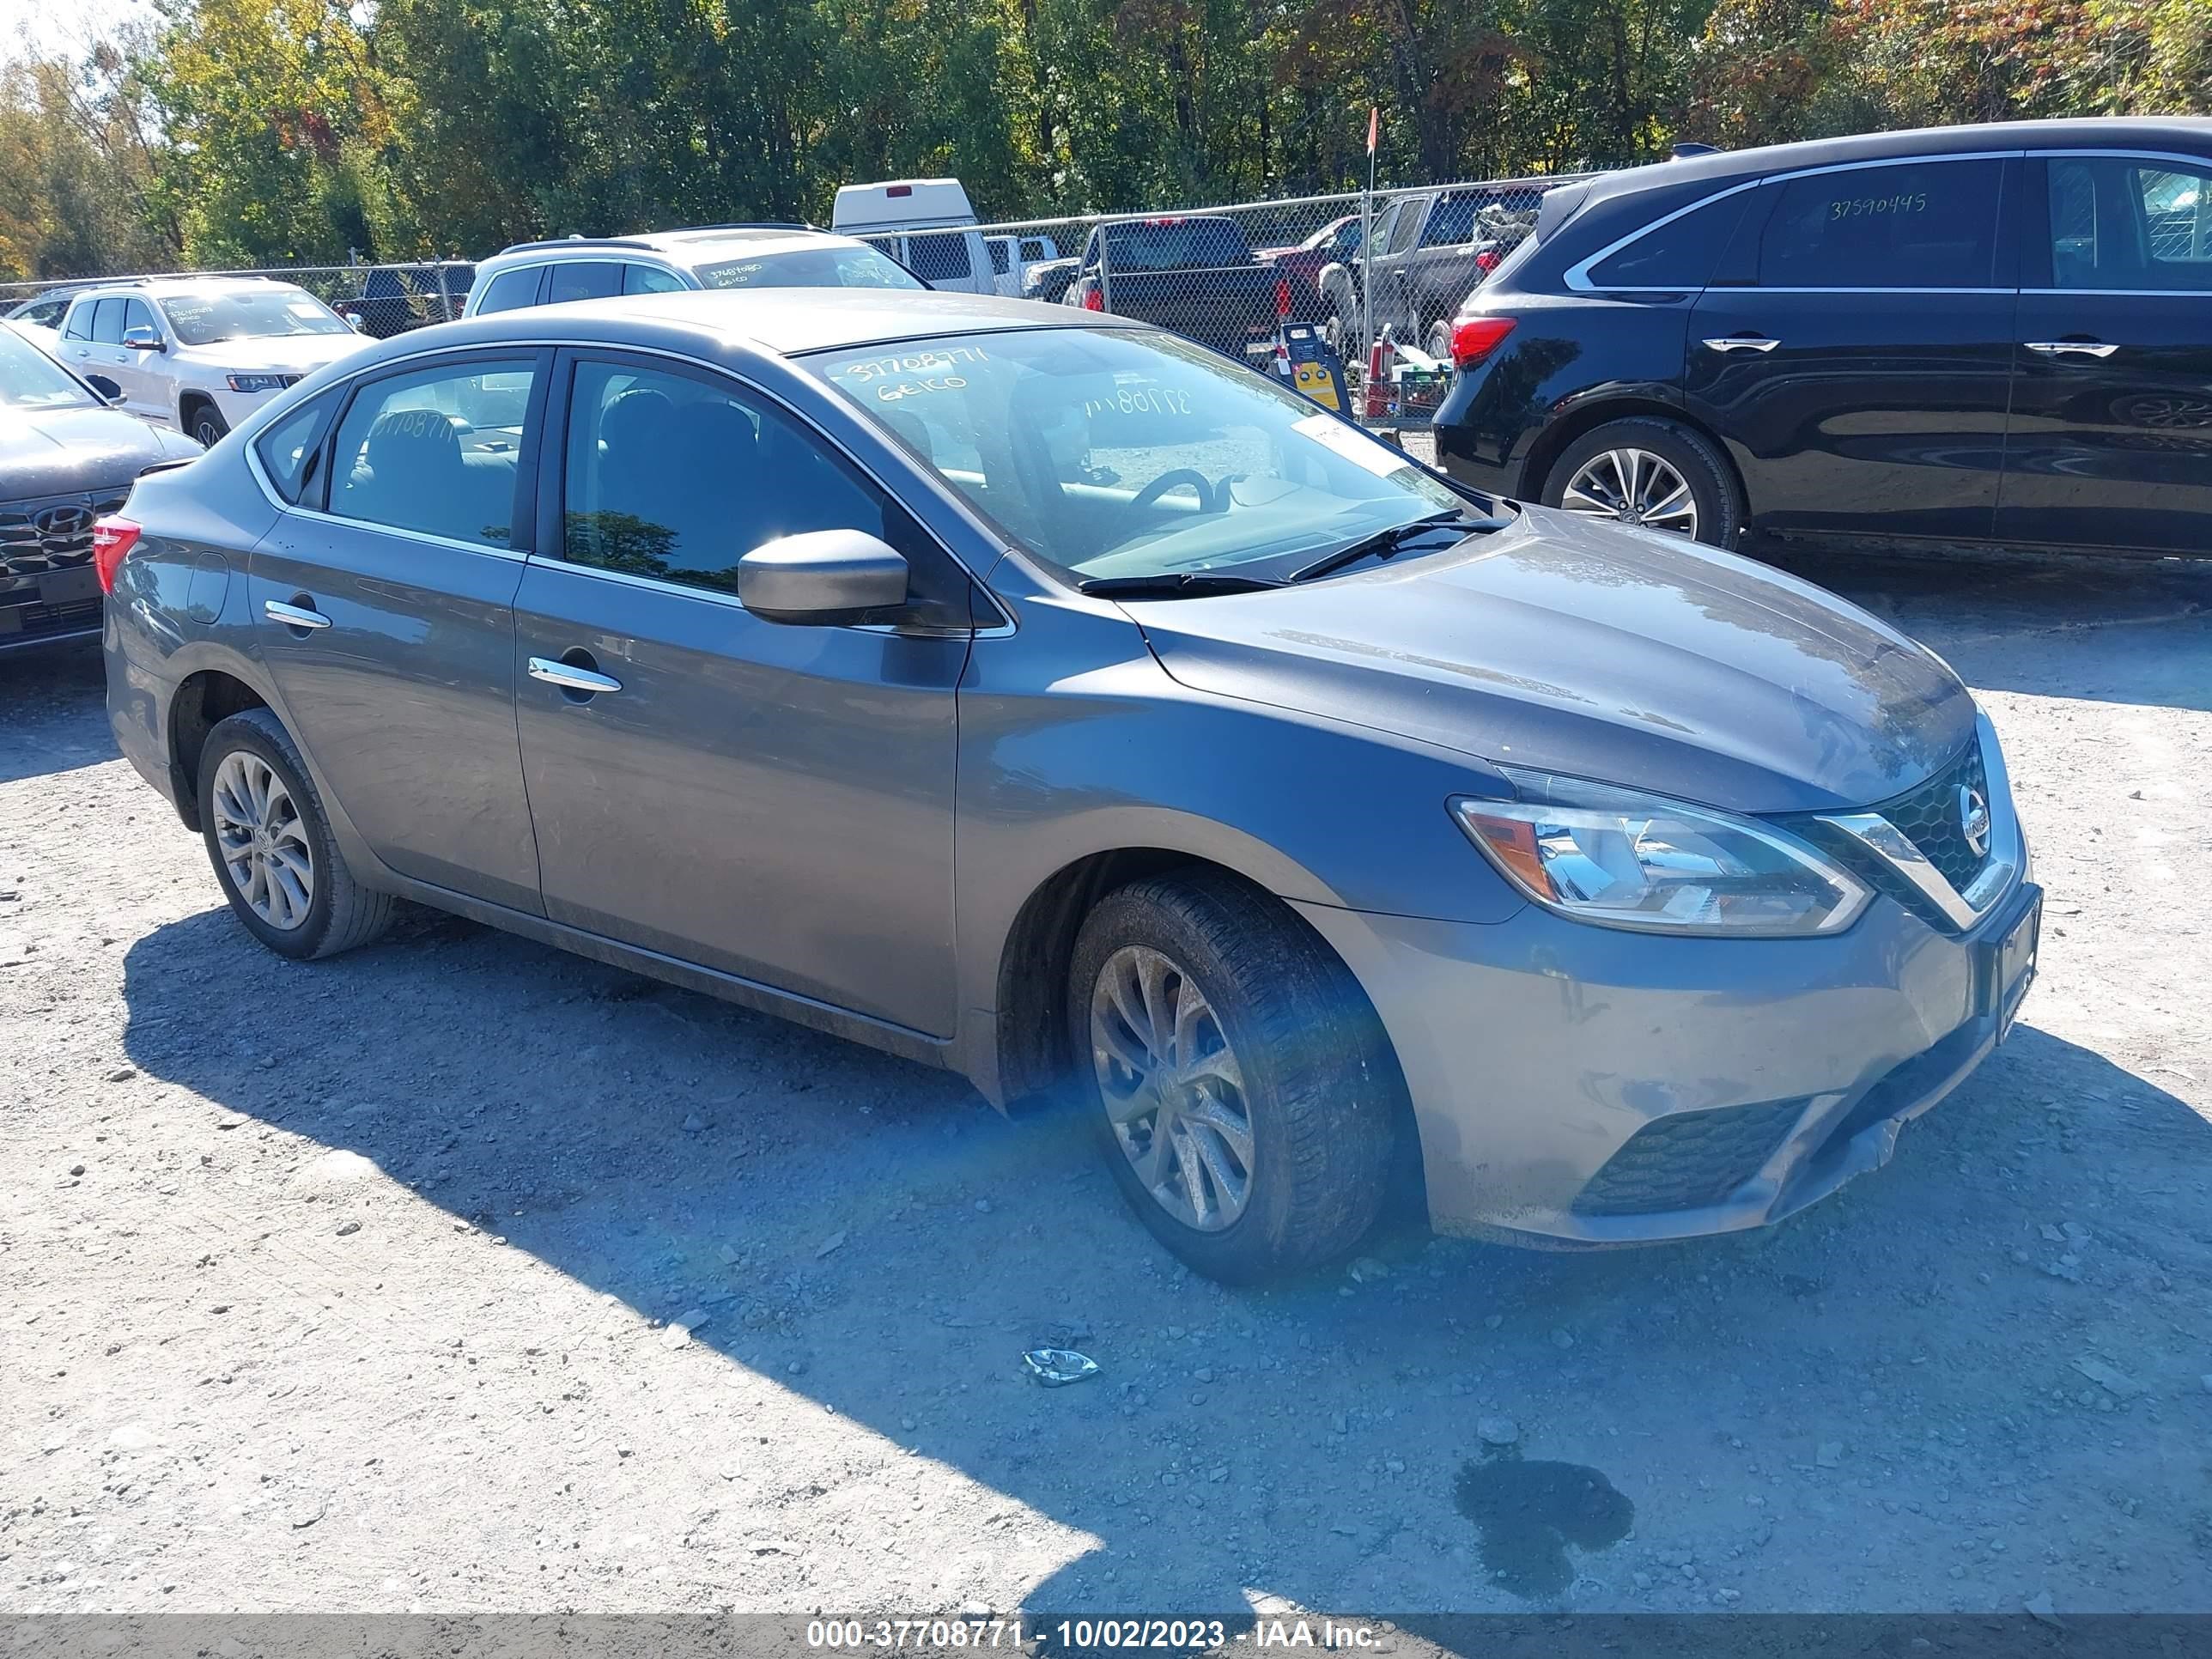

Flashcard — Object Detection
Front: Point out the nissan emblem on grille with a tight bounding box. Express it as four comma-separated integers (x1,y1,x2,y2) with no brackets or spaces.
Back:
34,503,91,554
1959,785,1991,859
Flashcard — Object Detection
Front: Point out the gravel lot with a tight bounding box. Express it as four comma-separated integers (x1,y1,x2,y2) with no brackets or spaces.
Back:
3,543,2209,1623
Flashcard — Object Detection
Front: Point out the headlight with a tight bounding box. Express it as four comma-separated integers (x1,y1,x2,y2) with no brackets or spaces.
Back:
225,374,289,394
1450,770,1869,937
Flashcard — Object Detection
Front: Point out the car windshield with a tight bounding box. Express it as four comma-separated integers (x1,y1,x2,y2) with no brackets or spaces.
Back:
805,326,1482,586
0,325,94,410
158,289,351,344
692,246,923,291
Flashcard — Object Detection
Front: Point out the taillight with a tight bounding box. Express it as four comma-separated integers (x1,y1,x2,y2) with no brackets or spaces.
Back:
1449,315,1517,370
1081,283,1105,312
1475,248,1502,274
1274,276,1292,319
92,517,143,595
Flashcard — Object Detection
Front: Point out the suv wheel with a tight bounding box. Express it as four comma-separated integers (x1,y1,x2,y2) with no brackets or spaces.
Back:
1067,871,1398,1283
188,404,229,448
1544,416,1741,548
197,708,394,961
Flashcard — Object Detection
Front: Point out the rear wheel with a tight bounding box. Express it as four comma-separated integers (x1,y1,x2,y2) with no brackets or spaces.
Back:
197,708,394,961
187,403,229,448
1543,416,1741,548
1067,871,1398,1283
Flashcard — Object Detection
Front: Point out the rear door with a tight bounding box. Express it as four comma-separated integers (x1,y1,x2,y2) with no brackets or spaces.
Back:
509,349,972,1034
1684,154,2020,544
1999,149,2212,554
250,349,549,913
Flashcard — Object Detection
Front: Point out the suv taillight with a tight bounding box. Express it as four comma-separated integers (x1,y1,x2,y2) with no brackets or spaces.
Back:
92,517,142,594
1449,316,1517,370
1081,282,1105,312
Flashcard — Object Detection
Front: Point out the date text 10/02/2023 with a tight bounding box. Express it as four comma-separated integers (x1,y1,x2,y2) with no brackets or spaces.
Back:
805,1618,1389,1650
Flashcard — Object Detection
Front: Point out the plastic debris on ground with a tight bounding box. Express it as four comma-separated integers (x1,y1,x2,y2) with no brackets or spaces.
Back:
1022,1348,1101,1388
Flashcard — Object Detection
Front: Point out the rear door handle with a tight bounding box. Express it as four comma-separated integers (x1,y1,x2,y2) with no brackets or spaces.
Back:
2025,340,2118,357
1702,336,1779,353
528,656,623,695
264,599,331,630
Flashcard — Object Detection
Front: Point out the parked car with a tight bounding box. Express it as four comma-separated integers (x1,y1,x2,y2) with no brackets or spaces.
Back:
1254,213,1362,322
100,289,2038,1282
984,235,1061,298
332,264,474,338
1352,187,1541,360
1064,216,1286,358
1022,256,1081,306
1436,117,2212,557
0,321,198,654
5,285,93,342
52,277,370,447
465,227,921,318
831,178,998,295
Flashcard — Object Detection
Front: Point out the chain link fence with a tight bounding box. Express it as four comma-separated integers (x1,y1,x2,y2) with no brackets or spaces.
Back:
0,261,477,340
975,173,1590,424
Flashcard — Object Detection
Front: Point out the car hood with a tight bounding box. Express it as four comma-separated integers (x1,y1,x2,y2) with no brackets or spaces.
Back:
0,403,192,501
1127,507,1975,815
181,334,368,374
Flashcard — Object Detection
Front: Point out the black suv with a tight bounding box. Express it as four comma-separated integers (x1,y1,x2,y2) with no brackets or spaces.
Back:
1434,118,2212,557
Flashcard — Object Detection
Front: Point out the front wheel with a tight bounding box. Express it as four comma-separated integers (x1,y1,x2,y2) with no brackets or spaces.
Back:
1542,416,1741,548
1067,871,1399,1283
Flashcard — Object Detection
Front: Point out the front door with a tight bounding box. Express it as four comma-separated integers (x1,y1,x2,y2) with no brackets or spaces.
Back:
1684,155,2020,544
1999,150,2212,554
251,350,548,912
114,297,170,423
511,351,971,1036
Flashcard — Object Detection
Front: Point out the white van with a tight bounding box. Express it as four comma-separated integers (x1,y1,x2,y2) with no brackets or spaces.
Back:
830,179,996,295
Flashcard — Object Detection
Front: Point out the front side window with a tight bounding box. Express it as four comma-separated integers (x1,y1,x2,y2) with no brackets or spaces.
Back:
326,359,537,546
806,326,1473,587
692,245,923,290
2048,155,2212,291
122,298,159,338
903,234,973,283
0,324,94,409
474,266,544,314
253,390,340,503
1757,158,2005,289
546,261,623,305
159,288,351,344
1586,190,1757,289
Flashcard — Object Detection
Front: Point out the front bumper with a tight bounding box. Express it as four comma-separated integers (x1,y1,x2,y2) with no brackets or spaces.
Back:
1296,872,2039,1247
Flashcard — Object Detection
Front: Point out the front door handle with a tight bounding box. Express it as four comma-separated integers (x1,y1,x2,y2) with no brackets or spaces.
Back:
528,656,623,695
264,599,331,630
1702,336,1780,353
2025,340,2118,358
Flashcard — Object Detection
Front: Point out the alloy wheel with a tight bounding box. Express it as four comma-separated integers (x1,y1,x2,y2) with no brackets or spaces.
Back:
210,750,314,930
1559,447,1699,538
1088,944,1255,1232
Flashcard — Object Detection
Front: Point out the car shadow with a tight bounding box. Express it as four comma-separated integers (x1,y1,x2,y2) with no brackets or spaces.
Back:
116,902,2212,1620
0,640,115,785
1765,544,2212,713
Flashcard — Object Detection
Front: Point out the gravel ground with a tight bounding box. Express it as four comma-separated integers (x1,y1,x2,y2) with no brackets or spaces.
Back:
3,544,2209,1623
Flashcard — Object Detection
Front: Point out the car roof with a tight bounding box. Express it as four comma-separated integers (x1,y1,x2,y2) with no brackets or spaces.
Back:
1581,116,2212,210
480,227,874,269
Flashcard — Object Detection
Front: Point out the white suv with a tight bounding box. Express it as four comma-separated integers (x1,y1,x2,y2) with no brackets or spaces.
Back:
462,226,926,317
52,277,371,447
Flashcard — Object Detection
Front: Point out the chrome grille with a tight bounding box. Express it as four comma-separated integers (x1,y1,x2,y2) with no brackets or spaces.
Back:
1778,739,1994,933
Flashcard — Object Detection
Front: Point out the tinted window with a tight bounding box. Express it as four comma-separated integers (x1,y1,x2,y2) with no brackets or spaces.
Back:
1587,190,1756,289
62,300,94,340
623,263,687,295
253,390,339,503
905,233,972,282
1388,203,1426,254
546,261,623,304
2049,155,2212,292
474,267,544,314
326,359,536,547
92,299,125,344
1758,159,2005,289
988,240,1011,276
1099,220,1250,270
122,298,158,337
1423,194,1484,246
562,358,963,623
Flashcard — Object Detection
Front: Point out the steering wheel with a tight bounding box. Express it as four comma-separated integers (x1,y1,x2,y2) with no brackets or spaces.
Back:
1126,468,1218,517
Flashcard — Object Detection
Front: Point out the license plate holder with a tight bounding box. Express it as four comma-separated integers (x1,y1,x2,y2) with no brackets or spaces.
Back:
1984,892,2041,1042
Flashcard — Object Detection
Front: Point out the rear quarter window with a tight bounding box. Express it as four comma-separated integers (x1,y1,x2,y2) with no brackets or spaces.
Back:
473,266,545,314
1584,190,1757,289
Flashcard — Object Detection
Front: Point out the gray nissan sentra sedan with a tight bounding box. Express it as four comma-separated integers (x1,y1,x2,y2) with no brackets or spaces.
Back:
100,290,2040,1283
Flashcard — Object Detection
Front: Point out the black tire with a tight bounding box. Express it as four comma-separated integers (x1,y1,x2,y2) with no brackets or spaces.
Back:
1541,415,1742,549
1066,870,1400,1284
196,708,394,961
1424,320,1454,362
187,403,229,448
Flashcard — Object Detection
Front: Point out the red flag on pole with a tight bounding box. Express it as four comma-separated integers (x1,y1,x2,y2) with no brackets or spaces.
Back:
1366,106,1379,155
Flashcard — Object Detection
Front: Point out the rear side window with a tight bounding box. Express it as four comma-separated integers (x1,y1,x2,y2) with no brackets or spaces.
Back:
546,262,622,305
474,267,544,314
1586,190,1756,289
623,264,687,295
253,390,340,504
91,299,126,344
1757,159,2005,289
326,359,538,547
1388,204,1425,254
2048,155,2212,292
905,233,972,283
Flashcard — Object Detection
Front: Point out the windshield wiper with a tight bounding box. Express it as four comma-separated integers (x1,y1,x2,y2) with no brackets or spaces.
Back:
1288,510,1510,584
1077,572,1287,599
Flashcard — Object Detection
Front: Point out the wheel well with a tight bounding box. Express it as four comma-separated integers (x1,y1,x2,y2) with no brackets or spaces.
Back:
167,671,267,830
1519,397,1740,507
178,390,214,428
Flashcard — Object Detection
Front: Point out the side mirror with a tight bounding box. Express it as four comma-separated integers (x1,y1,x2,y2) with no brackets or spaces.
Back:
122,326,164,352
84,374,125,404
343,311,368,332
737,529,908,626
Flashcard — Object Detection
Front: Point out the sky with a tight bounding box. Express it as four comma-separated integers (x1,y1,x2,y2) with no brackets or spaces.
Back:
1,0,152,62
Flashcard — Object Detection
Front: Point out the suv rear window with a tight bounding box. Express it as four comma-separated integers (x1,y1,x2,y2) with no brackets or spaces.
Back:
1756,158,2005,289
1586,190,1755,289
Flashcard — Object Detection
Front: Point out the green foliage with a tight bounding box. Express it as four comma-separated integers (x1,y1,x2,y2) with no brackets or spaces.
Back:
1,0,2208,277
